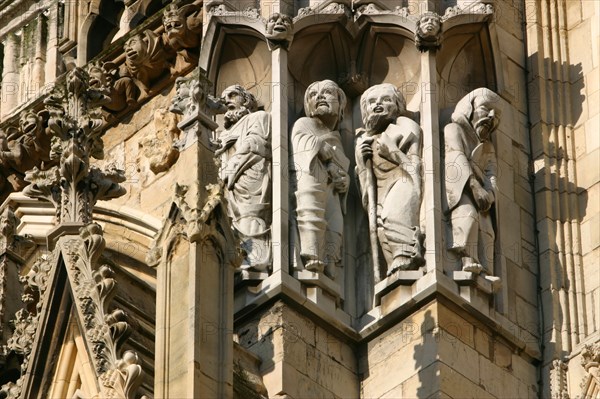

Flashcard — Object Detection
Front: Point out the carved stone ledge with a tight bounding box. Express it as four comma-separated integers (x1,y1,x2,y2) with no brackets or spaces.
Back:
295,270,344,302
453,271,502,294
374,267,426,305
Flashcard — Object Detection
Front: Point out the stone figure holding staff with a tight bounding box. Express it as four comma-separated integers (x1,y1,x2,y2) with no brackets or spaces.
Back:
355,83,424,282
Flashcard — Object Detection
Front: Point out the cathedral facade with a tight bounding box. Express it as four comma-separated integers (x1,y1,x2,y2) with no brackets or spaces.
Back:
0,0,598,398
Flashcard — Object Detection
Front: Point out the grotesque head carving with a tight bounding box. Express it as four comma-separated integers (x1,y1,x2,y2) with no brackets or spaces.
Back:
265,13,293,43
415,12,442,52
19,111,42,138
360,83,405,133
163,3,201,50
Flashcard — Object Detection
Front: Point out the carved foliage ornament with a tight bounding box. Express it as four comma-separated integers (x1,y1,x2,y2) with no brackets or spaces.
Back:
23,66,126,225
62,224,145,399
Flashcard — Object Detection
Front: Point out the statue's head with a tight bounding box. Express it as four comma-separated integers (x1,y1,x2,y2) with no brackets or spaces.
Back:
304,80,347,130
452,88,502,142
360,83,405,133
265,13,293,42
221,85,258,128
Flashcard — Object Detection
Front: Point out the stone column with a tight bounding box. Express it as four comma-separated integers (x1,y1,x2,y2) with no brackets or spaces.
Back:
32,17,46,97
420,49,443,273
1,33,20,119
45,4,60,84
270,46,289,277
155,73,234,398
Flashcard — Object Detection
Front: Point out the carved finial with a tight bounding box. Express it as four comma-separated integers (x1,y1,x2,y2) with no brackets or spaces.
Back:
168,71,219,150
415,12,442,52
23,66,126,226
265,13,294,50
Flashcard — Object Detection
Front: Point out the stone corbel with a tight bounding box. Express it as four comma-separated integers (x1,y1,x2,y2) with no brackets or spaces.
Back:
414,11,442,52
264,13,294,51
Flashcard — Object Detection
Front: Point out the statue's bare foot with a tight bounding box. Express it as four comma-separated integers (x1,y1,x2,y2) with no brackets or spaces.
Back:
461,257,483,274
304,259,325,273
387,257,413,276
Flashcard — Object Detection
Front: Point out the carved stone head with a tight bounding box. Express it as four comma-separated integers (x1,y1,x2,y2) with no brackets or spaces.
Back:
304,80,347,129
0,208,18,250
415,12,442,52
265,13,293,43
19,111,42,138
360,83,405,133
163,3,200,50
221,85,258,129
451,88,502,142
124,31,161,68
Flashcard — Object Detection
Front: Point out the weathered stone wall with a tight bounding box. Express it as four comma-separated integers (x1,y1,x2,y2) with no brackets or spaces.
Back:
235,301,359,398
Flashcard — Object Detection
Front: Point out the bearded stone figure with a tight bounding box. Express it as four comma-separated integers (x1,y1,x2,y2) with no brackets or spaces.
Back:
443,88,501,276
356,83,424,282
291,80,350,277
215,85,271,271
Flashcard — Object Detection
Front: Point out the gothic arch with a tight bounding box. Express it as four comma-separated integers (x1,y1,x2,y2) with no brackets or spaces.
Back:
78,0,125,63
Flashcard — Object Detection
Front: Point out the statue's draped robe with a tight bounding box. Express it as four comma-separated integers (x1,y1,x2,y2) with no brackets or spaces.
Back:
443,117,497,272
355,116,423,272
291,117,350,267
219,110,271,269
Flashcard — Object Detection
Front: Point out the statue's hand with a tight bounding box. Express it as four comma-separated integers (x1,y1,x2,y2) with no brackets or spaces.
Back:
333,169,349,193
470,177,493,211
358,136,374,162
318,141,334,161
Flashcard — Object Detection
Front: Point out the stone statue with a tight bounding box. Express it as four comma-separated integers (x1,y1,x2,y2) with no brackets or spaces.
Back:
265,13,293,49
443,88,501,275
122,30,170,92
215,85,271,271
355,83,424,281
415,12,442,52
291,80,350,276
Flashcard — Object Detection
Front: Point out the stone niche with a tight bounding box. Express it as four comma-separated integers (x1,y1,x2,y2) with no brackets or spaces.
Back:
199,1,504,326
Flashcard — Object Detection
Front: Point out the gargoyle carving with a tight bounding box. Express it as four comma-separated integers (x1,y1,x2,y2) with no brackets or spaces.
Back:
163,2,202,69
121,30,172,93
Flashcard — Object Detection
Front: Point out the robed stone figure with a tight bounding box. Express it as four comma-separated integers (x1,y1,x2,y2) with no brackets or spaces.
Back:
291,80,350,277
443,88,501,275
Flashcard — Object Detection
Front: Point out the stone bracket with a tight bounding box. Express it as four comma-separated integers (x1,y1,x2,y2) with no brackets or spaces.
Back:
374,267,426,305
